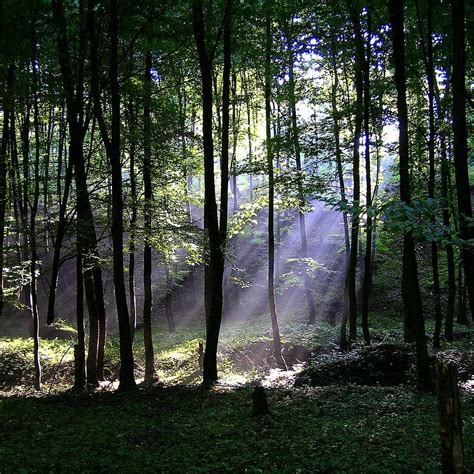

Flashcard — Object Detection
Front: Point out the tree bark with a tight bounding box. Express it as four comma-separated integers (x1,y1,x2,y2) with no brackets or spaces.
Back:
128,102,137,342
415,0,442,348
437,361,465,473
265,6,282,355
109,0,136,390
88,0,135,389
30,32,42,391
192,0,229,385
389,0,431,389
52,0,107,385
451,0,473,321
286,20,316,324
346,1,363,342
143,51,156,382
361,6,372,345
0,64,14,318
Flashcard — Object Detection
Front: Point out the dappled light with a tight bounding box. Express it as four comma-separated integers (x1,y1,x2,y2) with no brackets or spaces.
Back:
0,0,473,471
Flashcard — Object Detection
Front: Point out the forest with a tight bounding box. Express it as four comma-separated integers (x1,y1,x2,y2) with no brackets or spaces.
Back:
0,0,473,471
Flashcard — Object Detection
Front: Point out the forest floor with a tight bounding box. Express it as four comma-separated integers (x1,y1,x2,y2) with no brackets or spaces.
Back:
1,315,473,472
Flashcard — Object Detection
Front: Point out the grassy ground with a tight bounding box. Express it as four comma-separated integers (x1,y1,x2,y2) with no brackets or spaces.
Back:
1,315,473,472
1,384,473,472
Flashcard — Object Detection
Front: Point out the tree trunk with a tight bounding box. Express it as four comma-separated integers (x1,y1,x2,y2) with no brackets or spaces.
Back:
437,361,465,473
73,247,86,391
52,0,107,385
415,0,442,348
165,264,175,333
361,7,372,345
30,36,42,391
441,136,456,340
219,1,231,318
389,0,431,389
286,21,316,324
330,44,350,255
192,0,228,385
0,64,14,318
128,101,137,342
265,6,282,355
346,1,363,342
451,0,473,321
142,51,156,382
242,71,254,202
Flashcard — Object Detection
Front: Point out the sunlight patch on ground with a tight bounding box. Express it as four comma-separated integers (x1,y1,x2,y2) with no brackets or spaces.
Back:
461,378,474,395
262,362,306,388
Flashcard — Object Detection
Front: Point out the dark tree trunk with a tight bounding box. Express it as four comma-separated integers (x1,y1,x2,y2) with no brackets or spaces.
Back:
330,44,350,255
441,136,456,341
73,247,86,391
109,0,135,390
346,1,363,342
30,34,42,390
437,361,465,473
389,0,431,389
242,71,254,202
128,109,137,342
192,0,229,385
361,7,372,345
229,71,240,310
415,0,442,348
88,0,135,390
265,7,282,355
451,0,473,321
286,21,316,324
219,0,231,318
0,64,14,318
52,0,107,385
143,51,156,382
165,264,175,333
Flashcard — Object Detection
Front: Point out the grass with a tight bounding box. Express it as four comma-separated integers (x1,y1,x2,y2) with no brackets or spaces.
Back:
1,384,473,472
1,314,473,472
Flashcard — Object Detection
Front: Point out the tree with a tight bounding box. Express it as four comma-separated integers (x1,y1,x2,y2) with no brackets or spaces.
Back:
451,0,473,321
88,0,136,390
192,0,232,385
143,51,156,382
389,0,431,389
265,1,282,355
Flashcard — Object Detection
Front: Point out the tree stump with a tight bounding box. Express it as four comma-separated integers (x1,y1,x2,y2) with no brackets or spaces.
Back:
252,385,269,416
198,342,204,375
437,361,465,473
73,344,86,391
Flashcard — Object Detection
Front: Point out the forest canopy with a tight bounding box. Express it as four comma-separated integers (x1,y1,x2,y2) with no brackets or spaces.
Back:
0,0,473,469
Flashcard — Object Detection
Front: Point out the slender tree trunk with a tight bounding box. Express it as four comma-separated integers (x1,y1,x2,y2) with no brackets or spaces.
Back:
389,0,431,389
143,52,156,382
330,45,350,254
242,71,254,202
219,2,231,319
286,22,316,324
165,264,175,333
30,36,42,391
265,6,282,355
441,135,456,340
437,362,465,472
0,64,14,318
361,8,372,345
73,246,86,390
192,0,229,384
451,0,473,321
53,0,107,384
415,0,442,348
230,72,240,310
128,102,137,342
346,2,363,342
